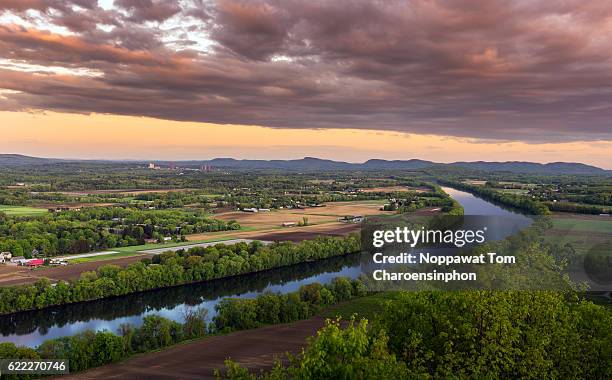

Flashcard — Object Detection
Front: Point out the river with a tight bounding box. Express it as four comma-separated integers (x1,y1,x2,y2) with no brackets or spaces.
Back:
0,187,532,347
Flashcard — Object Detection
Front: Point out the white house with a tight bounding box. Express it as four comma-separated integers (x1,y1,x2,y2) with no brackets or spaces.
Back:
0,252,12,263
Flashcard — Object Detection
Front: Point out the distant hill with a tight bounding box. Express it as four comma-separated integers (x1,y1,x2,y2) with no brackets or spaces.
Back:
450,161,609,175
0,154,609,175
193,158,609,175
0,154,59,166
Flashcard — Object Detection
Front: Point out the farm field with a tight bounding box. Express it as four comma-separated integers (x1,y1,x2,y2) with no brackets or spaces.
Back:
241,222,361,242
55,294,397,380
214,200,391,229
0,205,47,216
59,316,330,380
544,214,612,253
0,254,153,286
47,188,196,196
359,186,429,193
551,215,612,233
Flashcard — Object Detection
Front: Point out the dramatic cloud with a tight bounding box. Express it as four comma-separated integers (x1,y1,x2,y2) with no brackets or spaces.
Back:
1,0,612,142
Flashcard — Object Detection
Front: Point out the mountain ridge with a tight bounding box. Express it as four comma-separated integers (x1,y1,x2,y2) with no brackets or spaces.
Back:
0,154,609,175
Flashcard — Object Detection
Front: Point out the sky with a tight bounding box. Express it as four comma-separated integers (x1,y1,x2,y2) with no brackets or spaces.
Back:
0,0,611,167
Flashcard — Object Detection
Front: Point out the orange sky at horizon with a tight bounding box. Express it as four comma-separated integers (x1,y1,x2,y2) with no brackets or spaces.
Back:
1,111,611,169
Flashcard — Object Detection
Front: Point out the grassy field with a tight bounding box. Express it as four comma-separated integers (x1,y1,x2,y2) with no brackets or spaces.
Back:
0,205,48,216
552,217,612,233
71,251,147,264
110,236,240,255
497,188,529,195
544,215,612,254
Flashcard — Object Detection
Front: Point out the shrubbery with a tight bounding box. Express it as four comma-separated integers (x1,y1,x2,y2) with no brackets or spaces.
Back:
0,236,360,314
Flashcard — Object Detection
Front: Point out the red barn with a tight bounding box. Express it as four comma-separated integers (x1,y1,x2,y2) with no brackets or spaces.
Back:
27,259,44,267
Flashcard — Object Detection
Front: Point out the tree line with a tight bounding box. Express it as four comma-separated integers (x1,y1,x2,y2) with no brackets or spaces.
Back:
213,277,366,332
0,207,239,258
0,236,360,314
545,201,609,214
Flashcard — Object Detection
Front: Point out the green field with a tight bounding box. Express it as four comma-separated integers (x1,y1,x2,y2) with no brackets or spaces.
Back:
322,292,400,320
0,205,48,216
552,217,612,233
67,236,250,263
71,251,145,264
110,236,241,255
545,216,612,254
497,188,529,195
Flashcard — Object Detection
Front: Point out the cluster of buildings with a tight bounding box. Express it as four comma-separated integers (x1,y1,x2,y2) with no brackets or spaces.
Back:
0,252,46,267
0,252,67,267
339,215,365,223
48,206,82,213
241,208,271,213
147,163,215,172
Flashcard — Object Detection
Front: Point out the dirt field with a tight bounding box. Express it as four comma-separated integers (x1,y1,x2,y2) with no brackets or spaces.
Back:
242,222,360,242
0,265,40,286
359,186,429,193
462,180,487,185
189,200,390,242
34,202,115,209
215,210,337,229
215,201,391,229
58,317,328,380
49,189,194,196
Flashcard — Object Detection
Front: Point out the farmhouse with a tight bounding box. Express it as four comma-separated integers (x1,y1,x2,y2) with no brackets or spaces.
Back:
339,215,365,223
0,251,12,263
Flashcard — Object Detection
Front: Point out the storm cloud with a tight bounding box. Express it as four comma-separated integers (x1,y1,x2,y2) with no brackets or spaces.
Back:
1,0,611,141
